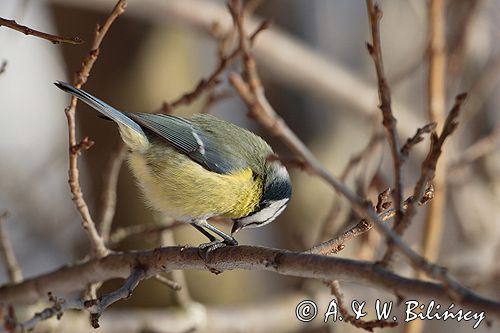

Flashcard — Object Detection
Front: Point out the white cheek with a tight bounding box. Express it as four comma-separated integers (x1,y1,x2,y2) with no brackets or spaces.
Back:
240,198,289,228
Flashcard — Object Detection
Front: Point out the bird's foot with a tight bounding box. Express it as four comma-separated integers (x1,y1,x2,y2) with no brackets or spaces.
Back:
197,239,237,259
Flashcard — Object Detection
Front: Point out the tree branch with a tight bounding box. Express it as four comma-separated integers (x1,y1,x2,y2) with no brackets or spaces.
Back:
226,0,464,298
98,142,127,244
8,268,145,331
0,17,83,45
308,185,434,255
64,0,127,258
365,0,404,241
0,246,498,319
0,212,22,284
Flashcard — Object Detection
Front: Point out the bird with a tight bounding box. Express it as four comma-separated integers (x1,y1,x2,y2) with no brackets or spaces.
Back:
55,81,292,250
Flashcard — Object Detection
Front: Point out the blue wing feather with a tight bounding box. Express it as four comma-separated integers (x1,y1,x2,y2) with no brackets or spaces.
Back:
126,113,233,174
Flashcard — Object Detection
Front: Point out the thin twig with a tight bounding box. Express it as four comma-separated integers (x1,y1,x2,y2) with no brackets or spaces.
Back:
0,17,83,45
65,0,128,258
14,268,145,331
366,0,404,229
400,122,437,157
316,132,384,242
308,186,434,255
109,220,183,247
326,280,398,331
160,228,193,309
87,268,145,328
0,212,22,283
98,141,127,244
154,274,182,291
420,0,448,276
158,19,269,114
227,0,467,297
381,94,467,265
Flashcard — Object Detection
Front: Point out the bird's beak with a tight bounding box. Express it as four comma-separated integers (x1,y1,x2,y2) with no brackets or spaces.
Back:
231,220,243,235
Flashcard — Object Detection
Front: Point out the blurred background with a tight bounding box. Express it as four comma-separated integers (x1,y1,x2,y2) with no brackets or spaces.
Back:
1,0,499,332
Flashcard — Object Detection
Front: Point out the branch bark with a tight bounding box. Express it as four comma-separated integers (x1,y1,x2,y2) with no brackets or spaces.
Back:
0,246,498,318
0,17,82,44
64,0,128,258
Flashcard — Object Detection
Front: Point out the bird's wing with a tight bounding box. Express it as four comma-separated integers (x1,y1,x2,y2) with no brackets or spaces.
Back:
54,81,146,139
126,113,235,174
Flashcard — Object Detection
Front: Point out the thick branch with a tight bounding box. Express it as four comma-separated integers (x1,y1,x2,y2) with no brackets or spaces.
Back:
0,246,498,318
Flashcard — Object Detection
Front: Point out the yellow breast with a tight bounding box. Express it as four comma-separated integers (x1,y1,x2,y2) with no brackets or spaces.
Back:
127,148,262,220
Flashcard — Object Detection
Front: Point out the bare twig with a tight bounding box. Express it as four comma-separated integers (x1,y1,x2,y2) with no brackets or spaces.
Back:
109,220,183,247
5,293,326,333
159,19,269,113
316,132,384,242
51,0,425,139
98,141,127,243
326,280,398,331
366,0,404,229
154,274,182,291
1,246,498,319
401,122,437,157
308,186,434,255
421,0,448,276
381,94,467,265
227,0,467,296
159,229,193,309
0,17,83,44
87,268,145,328
0,212,22,283
13,268,145,331
65,0,128,258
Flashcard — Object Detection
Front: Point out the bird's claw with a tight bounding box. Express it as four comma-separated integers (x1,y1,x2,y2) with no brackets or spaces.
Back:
197,238,237,259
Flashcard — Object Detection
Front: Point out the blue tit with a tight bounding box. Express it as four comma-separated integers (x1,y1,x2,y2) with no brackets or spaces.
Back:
55,81,292,248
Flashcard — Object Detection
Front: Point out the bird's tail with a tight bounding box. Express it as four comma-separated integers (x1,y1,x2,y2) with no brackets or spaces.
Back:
54,81,149,150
